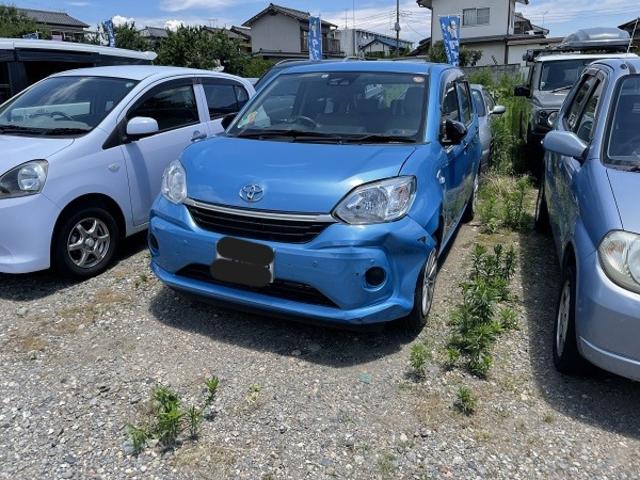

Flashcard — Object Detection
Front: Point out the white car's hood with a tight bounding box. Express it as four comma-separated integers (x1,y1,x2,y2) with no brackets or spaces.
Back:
0,134,75,175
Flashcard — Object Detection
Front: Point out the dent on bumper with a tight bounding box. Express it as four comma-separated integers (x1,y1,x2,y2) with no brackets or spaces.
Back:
0,194,60,274
149,198,435,324
577,251,640,381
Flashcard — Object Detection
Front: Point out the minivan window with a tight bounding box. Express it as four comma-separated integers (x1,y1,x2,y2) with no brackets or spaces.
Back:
228,71,427,143
539,59,593,92
606,75,640,166
130,84,198,132
0,76,137,135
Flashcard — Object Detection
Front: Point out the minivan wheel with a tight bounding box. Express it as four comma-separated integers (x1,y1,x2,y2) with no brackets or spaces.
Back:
401,248,438,332
462,172,479,223
53,207,120,278
553,263,589,375
535,183,551,234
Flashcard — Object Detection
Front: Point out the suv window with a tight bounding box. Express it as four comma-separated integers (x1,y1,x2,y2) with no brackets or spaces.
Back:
457,81,472,125
130,84,199,132
202,81,250,120
565,75,595,130
574,79,602,142
540,59,593,92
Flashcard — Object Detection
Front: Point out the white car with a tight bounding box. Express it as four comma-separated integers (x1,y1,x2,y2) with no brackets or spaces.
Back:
0,65,255,277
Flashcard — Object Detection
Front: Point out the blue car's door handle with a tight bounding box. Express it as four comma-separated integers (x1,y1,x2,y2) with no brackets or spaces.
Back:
436,169,446,185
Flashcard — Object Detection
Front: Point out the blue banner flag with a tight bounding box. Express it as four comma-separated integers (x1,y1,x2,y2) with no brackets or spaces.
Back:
439,15,461,66
308,16,323,61
103,19,115,47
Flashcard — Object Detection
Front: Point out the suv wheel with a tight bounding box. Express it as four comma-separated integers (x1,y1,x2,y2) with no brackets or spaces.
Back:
53,206,120,278
402,248,438,332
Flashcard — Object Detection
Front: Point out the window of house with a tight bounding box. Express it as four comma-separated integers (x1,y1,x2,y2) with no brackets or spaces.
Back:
463,8,490,27
129,84,199,132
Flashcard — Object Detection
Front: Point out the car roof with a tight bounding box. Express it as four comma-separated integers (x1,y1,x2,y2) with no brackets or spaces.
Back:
535,52,637,63
0,37,156,60
589,57,640,71
51,65,244,82
279,60,450,76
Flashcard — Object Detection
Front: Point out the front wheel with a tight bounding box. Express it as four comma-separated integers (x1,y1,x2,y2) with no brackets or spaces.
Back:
553,263,589,375
401,248,438,332
53,206,120,278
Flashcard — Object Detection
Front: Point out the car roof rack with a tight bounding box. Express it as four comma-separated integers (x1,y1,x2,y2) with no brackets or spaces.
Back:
523,27,631,63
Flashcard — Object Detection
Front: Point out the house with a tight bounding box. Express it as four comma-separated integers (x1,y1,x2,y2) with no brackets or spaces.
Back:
139,26,169,45
618,18,639,51
205,26,252,53
242,3,342,60
416,0,561,65
18,8,89,42
337,28,413,57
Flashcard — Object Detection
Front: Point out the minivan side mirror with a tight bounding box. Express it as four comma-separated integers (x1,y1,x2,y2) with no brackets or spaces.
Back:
221,113,237,130
543,130,588,160
491,105,506,115
441,119,467,146
126,116,159,139
514,85,531,97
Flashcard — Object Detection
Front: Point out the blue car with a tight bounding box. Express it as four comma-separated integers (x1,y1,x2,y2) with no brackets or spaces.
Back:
538,57,640,381
149,61,481,330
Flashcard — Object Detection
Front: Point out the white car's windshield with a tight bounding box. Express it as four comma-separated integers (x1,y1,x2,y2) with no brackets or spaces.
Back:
607,75,640,168
228,71,428,143
0,76,137,136
539,59,594,92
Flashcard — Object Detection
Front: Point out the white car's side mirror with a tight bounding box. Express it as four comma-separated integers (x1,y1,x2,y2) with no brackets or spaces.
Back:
491,105,506,115
126,116,159,139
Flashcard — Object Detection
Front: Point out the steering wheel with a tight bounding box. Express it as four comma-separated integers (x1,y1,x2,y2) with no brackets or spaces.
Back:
292,116,318,129
31,111,75,122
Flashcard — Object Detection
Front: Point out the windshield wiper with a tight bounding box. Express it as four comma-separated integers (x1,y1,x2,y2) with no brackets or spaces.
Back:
550,85,573,93
0,124,45,135
42,127,91,136
234,129,345,143
342,134,416,144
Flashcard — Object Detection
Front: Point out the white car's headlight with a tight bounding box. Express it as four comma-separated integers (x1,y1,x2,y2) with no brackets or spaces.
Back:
161,159,187,204
598,230,640,294
333,176,416,225
0,160,48,199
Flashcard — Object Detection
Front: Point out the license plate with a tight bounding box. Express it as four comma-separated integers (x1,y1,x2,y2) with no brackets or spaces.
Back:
210,237,274,288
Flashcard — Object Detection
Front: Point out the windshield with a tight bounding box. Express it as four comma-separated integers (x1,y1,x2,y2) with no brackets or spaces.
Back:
228,71,428,143
0,76,137,136
606,75,640,168
539,59,594,92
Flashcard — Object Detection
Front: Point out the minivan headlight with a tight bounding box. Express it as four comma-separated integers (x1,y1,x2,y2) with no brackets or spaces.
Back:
598,230,640,294
161,159,187,204
333,176,416,225
0,160,48,199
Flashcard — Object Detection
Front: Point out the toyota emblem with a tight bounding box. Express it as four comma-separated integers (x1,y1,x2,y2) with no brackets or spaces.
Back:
239,184,264,202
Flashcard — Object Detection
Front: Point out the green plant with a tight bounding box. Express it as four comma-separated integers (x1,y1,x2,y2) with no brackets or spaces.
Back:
186,405,203,438
499,307,518,330
126,424,149,455
455,387,478,415
205,376,220,406
409,343,430,378
156,404,184,446
246,384,261,404
153,384,181,413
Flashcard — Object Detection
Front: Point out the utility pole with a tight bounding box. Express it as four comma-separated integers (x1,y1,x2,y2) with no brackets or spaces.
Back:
395,0,401,57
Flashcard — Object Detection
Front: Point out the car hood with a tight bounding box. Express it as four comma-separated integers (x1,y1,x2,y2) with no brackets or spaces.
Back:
607,168,640,233
532,90,567,110
0,134,75,175
182,137,417,213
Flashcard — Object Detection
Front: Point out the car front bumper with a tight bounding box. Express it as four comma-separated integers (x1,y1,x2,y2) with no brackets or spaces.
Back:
0,193,60,274
149,196,435,325
577,251,640,381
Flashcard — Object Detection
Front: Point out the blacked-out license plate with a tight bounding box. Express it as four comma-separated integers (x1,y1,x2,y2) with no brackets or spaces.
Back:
210,237,274,288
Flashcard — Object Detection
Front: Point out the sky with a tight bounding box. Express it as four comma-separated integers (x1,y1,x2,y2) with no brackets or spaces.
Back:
14,0,640,44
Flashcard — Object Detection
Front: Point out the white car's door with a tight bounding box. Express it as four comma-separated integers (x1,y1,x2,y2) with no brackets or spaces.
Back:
199,77,251,136
119,77,208,226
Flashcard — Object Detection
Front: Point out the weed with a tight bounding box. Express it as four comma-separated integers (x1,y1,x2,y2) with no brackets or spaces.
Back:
126,424,149,455
156,403,184,446
205,376,220,406
477,174,534,232
153,384,181,414
409,343,430,379
186,406,203,439
455,387,478,416
246,384,261,404
499,307,519,330
377,451,397,477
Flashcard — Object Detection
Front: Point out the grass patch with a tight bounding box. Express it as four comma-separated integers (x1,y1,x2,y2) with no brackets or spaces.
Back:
478,174,535,233
455,386,478,416
408,342,431,380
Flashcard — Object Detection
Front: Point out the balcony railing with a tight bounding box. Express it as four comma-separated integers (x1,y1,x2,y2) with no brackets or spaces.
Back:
301,36,342,54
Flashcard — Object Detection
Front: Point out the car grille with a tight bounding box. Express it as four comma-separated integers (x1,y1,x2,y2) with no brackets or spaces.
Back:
185,201,333,244
176,264,338,308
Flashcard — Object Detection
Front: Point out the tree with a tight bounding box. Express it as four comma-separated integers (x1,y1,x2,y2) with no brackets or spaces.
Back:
0,5,49,38
428,41,482,67
241,56,273,78
114,22,150,51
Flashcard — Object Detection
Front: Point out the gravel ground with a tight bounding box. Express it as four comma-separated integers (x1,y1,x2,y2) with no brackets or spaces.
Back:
1,221,640,480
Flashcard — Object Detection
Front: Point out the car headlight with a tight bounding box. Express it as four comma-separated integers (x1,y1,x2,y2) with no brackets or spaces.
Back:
598,230,640,294
161,159,187,204
333,176,416,225
536,109,558,128
0,160,48,199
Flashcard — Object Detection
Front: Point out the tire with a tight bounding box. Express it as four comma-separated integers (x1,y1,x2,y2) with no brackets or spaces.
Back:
462,171,479,223
52,205,120,279
401,248,438,332
535,183,551,234
553,263,590,375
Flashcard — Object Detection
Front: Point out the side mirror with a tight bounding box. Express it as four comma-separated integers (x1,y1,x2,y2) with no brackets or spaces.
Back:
491,105,506,115
221,112,237,130
543,130,587,160
126,116,159,139
514,85,531,97
442,119,467,146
